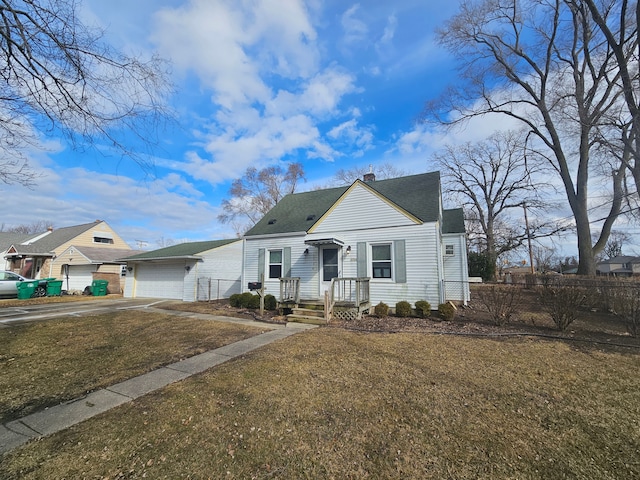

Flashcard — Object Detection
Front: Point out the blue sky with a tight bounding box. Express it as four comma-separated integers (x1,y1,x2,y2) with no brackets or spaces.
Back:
4,0,635,257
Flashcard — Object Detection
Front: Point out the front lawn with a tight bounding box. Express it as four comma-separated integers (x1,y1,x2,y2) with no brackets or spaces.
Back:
2,328,639,479
0,311,265,422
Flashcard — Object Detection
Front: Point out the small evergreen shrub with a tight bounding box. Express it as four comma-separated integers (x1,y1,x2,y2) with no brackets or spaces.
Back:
415,300,431,318
374,301,389,317
240,292,255,308
438,302,456,321
246,293,261,309
229,293,242,308
395,300,412,317
264,294,277,311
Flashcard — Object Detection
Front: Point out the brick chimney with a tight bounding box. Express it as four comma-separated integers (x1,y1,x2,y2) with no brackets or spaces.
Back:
363,164,375,182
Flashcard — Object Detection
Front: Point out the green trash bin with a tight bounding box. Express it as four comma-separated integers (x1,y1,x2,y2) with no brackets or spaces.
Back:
46,280,63,296
91,279,109,296
17,281,38,299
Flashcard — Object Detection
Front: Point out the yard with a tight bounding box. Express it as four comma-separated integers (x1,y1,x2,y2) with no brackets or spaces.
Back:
1,298,639,479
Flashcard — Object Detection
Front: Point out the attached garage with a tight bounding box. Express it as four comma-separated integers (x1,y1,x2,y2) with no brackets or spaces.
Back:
132,262,186,299
66,265,95,291
121,239,243,302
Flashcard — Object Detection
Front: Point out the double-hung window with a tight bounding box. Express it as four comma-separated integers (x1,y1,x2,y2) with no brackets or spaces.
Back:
371,244,392,279
269,249,283,279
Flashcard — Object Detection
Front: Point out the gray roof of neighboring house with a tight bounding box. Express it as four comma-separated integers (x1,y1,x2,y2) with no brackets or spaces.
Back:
597,255,640,265
442,208,466,234
120,239,239,261
64,246,140,264
7,221,103,255
0,232,38,252
245,172,465,237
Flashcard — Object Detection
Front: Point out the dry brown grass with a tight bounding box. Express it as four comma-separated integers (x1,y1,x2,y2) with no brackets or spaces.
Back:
0,310,264,422
3,328,639,479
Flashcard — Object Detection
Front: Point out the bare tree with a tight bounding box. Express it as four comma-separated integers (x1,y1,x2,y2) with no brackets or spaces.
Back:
583,0,640,193
427,0,632,275
218,163,305,235
0,0,172,187
2,220,51,234
603,230,631,258
432,130,562,278
332,163,408,186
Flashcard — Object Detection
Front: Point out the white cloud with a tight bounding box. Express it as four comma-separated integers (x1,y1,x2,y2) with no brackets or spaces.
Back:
341,4,368,46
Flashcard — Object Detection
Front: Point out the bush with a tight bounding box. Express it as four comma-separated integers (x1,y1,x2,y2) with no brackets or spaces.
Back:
264,294,277,311
229,293,242,308
414,300,431,318
374,302,389,317
395,301,412,317
240,292,256,308
438,302,456,321
246,294,261,309
538,280,587,331
475,285,522,326
607,283,640,337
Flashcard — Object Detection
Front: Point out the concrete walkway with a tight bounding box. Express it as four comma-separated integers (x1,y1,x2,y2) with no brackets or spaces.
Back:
0,311,316,456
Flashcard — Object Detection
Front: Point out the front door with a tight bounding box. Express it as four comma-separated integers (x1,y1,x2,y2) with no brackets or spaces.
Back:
320,246,340,296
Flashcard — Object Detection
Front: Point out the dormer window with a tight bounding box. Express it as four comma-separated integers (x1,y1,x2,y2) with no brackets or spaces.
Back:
93,231,114,244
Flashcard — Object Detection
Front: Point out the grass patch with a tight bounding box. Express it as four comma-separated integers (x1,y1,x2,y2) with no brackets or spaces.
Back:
3,329,639,479
0,311,264,422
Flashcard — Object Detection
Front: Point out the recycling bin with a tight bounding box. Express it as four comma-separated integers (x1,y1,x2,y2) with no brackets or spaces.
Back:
46,280,63,296
91,279,109,296
17,281,38,299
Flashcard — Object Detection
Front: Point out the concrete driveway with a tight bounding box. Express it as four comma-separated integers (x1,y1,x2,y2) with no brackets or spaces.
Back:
0,297,168,327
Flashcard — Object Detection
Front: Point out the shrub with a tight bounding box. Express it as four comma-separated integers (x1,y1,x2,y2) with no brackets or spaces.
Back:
475,285,522,326
607,283,640,337
229,293,242,308
538,281,586,331
374,302,389,317
438,302,456,321
395,301,412,317
414,300,431,318
240,292,256,308
264,294,277,311
246,294,261,309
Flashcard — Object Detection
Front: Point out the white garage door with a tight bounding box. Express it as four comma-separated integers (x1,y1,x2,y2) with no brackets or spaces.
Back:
67,265,95,292
134,263,185,299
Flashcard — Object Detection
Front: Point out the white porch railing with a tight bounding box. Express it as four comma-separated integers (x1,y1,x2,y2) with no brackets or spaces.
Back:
279,277,301,304
326,277,370,321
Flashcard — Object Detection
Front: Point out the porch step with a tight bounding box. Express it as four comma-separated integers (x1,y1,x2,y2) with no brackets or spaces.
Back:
287,307,327,325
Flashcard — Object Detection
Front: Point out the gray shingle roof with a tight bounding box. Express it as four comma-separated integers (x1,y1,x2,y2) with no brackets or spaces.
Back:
120,239,239,261
0,232,37,252
442,208,465,234
65,246,139,264
8,221,102,255
245,172,458,236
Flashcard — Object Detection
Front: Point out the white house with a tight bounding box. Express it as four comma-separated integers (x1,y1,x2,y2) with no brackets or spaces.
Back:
121,239,243,302
241,171,469,319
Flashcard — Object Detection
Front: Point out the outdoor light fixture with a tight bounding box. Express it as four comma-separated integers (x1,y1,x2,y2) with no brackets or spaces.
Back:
346,245,351,255
304,248,309,255
185,265,191,272
127,266,133,272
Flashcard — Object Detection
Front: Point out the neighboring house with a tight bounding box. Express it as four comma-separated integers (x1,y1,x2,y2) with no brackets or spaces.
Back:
4,220,134,293
242,171,470,319
597,256,640,277
0,232,42,271
121,239,243,302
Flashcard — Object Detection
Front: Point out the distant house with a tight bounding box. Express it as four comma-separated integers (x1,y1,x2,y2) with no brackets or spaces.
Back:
0,232,43,271
4,220,134,293
121,239,243,302
242,171,469,319
596,256,640,277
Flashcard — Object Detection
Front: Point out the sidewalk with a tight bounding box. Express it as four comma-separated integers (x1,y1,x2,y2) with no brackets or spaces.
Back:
0,312,316,456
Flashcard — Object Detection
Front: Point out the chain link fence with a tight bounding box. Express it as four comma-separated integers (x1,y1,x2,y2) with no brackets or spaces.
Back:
196,277,241,302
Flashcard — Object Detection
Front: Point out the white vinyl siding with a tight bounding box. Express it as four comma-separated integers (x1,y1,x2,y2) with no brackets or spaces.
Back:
442,234,470,303
311,184,418,233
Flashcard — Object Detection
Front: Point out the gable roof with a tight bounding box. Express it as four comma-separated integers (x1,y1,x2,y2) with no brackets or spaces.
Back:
120,239,239,261
597,255,640,265
0,232,39,252
58,246,140,264
245,172,445,237
6,221,105,256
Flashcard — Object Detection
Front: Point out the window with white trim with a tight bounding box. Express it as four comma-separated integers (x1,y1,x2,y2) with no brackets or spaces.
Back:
445,244,454,256
94,236,114,244
372,244,392,279
268,249,283,278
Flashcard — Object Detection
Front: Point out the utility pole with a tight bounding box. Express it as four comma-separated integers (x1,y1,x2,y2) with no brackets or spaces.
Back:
523,203,534,274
